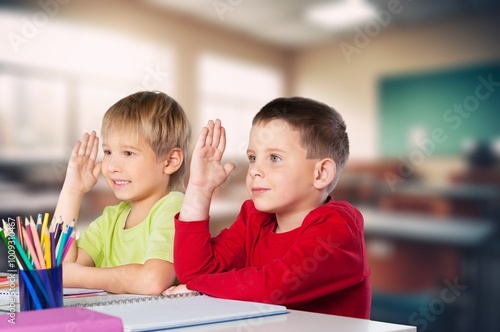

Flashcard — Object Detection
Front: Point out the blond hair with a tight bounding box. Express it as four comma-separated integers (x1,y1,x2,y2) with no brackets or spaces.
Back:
101,91,192,191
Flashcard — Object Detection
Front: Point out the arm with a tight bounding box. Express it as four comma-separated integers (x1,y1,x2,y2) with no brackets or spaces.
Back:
173,202,250,282
171,119,238,281
63,259,175,295
176,210,369,308
54,131,101,263
68,192,181,294
179,119,235,222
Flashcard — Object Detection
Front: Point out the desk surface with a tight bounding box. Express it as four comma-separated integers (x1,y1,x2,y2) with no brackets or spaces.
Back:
0,307,415,332
155,309,416,332
1,292,416,332
361,207,496,247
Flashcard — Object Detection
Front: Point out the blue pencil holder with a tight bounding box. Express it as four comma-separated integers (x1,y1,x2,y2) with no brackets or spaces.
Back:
19,265,63,311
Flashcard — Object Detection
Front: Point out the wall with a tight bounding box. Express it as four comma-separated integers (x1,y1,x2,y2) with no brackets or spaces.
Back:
59,0,291,129
291,11,500,163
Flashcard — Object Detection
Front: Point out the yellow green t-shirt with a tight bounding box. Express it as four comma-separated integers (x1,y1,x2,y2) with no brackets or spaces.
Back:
77,191,183,267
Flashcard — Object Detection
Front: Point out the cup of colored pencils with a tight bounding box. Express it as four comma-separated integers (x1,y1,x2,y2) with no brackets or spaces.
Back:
0,213,75,311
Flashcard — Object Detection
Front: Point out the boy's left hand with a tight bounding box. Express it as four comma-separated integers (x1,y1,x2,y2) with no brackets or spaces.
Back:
162,284,192,296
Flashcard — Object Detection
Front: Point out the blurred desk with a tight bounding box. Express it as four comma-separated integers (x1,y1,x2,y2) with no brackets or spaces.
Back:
0,189,59,216
379,183,500,219
361,207,497,332
394,182,499,199
361,207,496,247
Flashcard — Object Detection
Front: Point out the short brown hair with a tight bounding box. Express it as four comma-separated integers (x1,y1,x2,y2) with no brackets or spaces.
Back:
252,97,349,191
101,91,192,191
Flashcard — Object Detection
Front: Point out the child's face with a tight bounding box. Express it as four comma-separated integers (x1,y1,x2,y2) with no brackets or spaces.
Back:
101,131,169,206
246,119,320,217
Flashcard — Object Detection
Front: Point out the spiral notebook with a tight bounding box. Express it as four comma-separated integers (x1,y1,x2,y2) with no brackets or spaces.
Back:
66,292,288,332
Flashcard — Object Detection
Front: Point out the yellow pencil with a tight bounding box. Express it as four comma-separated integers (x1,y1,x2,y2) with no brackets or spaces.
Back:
41,213,50,240
45,232,51,269
42,214,52,268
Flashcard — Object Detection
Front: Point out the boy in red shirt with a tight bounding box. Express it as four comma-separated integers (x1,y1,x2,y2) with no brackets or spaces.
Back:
164,97,371,318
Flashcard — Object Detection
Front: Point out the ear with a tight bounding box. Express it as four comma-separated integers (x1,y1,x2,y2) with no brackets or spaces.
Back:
163,148,184,175
313,158,336,190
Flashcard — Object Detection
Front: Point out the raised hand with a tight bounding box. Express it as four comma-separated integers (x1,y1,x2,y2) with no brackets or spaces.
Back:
188,119,235,193
63,131,102,195
179,120,236,222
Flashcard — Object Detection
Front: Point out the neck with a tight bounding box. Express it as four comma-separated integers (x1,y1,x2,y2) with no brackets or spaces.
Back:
125,190,169,229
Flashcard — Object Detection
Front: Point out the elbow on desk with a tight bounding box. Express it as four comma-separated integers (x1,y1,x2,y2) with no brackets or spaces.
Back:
122,266,176,296
174,261,212,285
133,273,176,296
175,270,197,285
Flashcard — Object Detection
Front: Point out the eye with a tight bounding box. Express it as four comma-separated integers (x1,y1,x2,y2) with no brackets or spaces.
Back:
248,155,256,163
270,155,281,162
103,150,111,155
124,151,134,156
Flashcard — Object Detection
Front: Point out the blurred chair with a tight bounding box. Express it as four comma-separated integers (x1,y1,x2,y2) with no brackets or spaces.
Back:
369,192,462,332
371,290,455,332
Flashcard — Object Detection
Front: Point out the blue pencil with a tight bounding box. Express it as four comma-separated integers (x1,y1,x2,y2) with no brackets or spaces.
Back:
19,269,43,310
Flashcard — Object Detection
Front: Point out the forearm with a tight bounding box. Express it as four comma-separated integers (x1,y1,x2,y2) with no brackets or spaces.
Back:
186,254,366,308
54,185,85,224
180,120,235,221
179,184,214,221
174,214,247,283
185,214,368,307
63,260,176,295
53,185,85,263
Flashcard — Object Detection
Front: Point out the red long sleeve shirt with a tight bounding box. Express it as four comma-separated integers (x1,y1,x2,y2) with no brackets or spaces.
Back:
174,198,371,319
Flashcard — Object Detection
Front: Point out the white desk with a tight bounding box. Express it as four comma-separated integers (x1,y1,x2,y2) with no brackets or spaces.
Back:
1,293,416,332
361,207,495,247
157,309,416,332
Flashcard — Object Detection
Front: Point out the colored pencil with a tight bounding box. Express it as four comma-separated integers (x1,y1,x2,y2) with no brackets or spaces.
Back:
61,232,75,263
36,214,43,237
0,226,8,249
16,216,24,248
21,226,42,270
4,223,52,304
29,217,46,269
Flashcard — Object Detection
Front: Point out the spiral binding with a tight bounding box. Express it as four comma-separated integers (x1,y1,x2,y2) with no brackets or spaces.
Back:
68,291,203,308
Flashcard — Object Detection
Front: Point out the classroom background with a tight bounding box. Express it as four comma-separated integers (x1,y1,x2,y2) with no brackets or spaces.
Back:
0,1,499,332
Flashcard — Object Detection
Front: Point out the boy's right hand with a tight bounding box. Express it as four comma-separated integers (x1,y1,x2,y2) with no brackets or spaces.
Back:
63,131,102,195
188,119,235,194
179,119,235,222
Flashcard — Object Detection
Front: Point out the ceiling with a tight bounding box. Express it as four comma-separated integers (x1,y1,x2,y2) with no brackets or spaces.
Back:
145,0,500,48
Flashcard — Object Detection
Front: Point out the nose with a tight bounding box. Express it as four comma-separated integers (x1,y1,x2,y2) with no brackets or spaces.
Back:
105,155,120,173
248,162,263,178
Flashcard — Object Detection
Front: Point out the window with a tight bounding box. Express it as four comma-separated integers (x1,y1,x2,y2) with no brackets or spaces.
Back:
197,53,284,159
0,9,175,161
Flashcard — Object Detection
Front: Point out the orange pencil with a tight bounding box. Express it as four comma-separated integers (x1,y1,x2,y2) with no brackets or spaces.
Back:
29,217,46,269
21,226,42,270
16,216,24,248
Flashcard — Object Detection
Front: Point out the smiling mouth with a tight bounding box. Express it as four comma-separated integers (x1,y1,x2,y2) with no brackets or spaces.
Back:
113,180,130,185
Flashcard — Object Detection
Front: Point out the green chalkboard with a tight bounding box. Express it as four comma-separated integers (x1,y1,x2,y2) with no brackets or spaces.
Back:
379,62,500,157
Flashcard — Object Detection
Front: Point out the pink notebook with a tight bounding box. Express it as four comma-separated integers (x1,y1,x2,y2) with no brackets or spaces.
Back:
0,306,123,332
